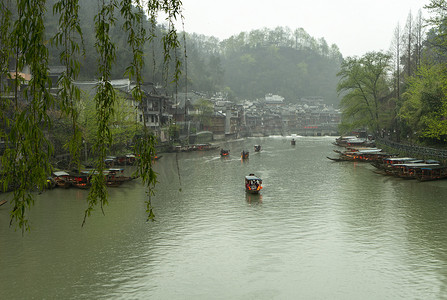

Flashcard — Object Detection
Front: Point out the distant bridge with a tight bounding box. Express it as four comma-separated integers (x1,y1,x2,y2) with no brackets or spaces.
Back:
295,125,339,136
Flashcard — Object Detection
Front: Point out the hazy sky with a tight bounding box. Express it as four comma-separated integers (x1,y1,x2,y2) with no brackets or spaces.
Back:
179,0,430,57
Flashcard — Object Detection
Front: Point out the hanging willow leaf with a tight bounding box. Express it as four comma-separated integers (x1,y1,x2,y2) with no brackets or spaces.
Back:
1,0,184,232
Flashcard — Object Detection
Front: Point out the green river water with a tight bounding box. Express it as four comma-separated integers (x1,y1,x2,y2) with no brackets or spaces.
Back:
1,136,447,299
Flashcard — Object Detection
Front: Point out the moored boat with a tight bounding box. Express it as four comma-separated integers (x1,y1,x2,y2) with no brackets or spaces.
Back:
417,165,447,181
245,174,262,194
70,173,91,189
53,171,71,188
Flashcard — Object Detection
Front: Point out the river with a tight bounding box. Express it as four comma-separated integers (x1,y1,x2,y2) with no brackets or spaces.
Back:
1,136,447,299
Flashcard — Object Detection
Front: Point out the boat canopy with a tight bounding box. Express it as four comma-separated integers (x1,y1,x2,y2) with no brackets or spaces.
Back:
393,163,440,168
53,171,69,176
385,157,416,162
245,175,261,181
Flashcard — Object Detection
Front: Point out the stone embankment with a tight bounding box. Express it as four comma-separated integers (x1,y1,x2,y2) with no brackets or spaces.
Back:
376,138,447,164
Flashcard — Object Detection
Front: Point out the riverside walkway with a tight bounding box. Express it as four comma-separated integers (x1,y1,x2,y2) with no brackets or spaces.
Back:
376,138,447,163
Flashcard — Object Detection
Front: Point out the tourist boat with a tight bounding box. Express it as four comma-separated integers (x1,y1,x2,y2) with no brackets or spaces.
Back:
254,145,261,152
220,149,230,156
245,174,262,194
417,165,447,181
241,150,249,159
328,151,394,162
53,171,71,188
335,148,382,155
333,135,356,146
386,163,440,179
192,144,219,151
69,173,91,189
107,168,133,186
333,136,375,147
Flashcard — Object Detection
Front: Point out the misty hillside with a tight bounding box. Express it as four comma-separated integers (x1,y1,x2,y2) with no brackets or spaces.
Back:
42,1,343,105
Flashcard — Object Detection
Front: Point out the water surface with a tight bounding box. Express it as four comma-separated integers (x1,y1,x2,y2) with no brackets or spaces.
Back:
1,136,447,299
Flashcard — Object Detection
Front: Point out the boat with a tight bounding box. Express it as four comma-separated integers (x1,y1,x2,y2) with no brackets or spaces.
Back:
392,163,441,179
0,199,7,206
220,149,230,157
417,165,447,181
108,168,132,181
327,151,394,162
192,144,219,151
241,150,249,159
104,156,116,167
291,139,296,145
52,171,71,188
333,136,375,147
254,145,261,152
245,174,262,194
70,173,91,189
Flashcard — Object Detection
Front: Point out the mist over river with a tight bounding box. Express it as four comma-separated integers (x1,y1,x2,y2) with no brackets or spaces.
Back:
2,136,447,299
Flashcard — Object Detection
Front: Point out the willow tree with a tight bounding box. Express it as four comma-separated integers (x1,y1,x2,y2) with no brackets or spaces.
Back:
0,0,183,233
337,51,392,135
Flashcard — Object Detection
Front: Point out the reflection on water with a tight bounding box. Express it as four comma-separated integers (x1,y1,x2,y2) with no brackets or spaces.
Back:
246,193,263,205
1,136,447,299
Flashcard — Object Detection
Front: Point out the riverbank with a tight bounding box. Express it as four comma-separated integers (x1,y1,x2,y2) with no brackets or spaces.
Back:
376,138,447,165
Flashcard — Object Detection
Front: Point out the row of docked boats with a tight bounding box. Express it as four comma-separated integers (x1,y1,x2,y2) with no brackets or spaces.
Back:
50,168,136,189
328,137,447,182
173,143,219,152
371,157,447,181
327,147,394,162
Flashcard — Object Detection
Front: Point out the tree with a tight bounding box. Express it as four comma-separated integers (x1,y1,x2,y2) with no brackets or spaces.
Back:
0,0,183,232
193,98,214,129
399,64,447,142
337,52,392,134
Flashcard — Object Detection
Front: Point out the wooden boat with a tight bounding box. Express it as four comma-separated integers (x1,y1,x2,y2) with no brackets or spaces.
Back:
241,150,249,159
254,145,261,152
245,174,262,194
53,171,71,188
192,144,219,151
291,139,296,145
333,136,375,147
387,163,440,179
105,156,116,167
0,199,7,206
220,149,230,157
108,168,133,184
417,165,447,181
70,174,91,189
328,151,394,162
327,156,349,162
